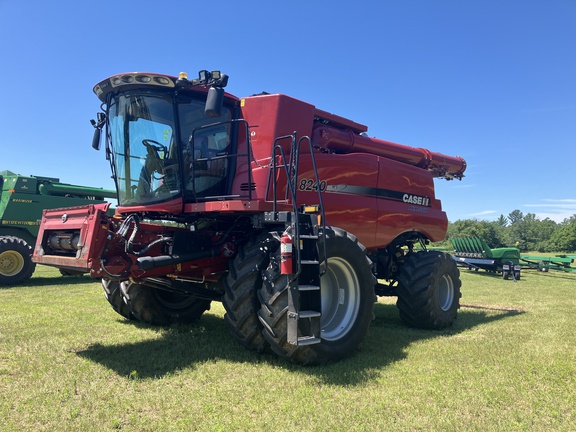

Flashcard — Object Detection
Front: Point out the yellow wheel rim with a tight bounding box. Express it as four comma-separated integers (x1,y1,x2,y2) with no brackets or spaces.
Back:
0,250,25,277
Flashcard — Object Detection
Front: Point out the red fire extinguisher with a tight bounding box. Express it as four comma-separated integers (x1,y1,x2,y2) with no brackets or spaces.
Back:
280,232,293,275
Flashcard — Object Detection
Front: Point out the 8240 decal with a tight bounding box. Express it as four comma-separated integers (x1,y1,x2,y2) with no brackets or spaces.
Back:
298,178,327,192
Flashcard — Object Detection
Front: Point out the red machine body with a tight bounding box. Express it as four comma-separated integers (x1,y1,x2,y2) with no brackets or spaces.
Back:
33,74,465,281
32,71,466,364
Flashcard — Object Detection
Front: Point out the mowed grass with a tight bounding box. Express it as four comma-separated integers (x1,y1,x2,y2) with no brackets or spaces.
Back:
1,265,575,431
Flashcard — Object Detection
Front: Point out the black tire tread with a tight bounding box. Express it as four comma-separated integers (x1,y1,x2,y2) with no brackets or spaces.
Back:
0,236,36,286
222,232,278,352
396,251,461,329
102,279,134,320
258,227,375,365
121,281,211,326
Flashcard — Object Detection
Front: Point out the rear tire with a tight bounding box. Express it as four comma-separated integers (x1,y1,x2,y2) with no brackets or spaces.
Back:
0,236,36,286
396,251,461,329
258,227,376,365
102,279,134,320
120,281,211,326
222,232,278,352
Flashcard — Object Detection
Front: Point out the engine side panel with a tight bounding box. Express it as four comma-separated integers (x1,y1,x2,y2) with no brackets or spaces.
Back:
376,157,447,244
295,152,448,248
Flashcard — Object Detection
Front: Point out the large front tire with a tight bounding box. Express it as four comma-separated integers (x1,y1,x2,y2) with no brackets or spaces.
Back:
396,251,461,329
222,232,278,352
102,279,134,320
258,227,376,365
120,281,211,326
0,236,36,286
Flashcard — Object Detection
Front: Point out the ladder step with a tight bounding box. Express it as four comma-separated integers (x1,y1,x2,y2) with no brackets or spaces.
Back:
297,336,321,346
299,235,319,239
299,310,321,319
301,259,319,265
298,284,320,291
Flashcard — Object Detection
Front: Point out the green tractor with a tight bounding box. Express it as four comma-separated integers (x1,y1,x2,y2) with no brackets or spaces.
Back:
0,170,115,286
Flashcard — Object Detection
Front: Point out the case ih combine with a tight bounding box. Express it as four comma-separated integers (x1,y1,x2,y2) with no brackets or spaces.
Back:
33,70,467,364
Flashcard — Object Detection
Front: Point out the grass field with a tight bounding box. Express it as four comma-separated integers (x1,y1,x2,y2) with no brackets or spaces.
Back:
1,265,575,431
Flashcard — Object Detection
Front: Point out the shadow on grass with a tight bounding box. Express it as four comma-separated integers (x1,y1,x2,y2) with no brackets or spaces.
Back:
76,301,523,386
519,269,576,281
458,269,503,279
2,274,93,289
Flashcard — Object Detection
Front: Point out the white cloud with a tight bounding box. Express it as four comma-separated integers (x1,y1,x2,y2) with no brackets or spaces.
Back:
524,199,576,223
526,199,576,208
468,210,498,217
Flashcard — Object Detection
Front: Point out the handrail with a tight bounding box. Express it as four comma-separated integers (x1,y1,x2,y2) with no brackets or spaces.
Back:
267,132,327,277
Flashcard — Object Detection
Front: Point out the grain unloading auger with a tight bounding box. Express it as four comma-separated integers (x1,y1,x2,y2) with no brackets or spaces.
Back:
33,70,466,364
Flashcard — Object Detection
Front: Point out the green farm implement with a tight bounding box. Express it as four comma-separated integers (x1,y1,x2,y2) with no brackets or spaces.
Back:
451,236,575,280
451,236,522,280
520,255,575,273
0,170,116,286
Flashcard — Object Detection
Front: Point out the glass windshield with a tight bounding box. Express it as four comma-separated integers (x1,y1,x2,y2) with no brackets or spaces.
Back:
108,93,178,206
107,92,232,206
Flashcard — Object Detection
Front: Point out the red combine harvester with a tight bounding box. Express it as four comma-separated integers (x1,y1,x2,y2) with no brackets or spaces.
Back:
33,70,466,364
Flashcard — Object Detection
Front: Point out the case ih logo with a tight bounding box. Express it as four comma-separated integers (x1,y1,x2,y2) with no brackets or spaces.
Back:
325,184,431,207
402,194,430,207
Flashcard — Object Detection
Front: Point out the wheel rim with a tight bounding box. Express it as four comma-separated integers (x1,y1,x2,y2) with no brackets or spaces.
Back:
0,250,25,277
437,274,455,311
320,257,360,341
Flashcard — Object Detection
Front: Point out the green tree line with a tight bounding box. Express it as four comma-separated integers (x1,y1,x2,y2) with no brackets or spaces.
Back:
445,211,576,253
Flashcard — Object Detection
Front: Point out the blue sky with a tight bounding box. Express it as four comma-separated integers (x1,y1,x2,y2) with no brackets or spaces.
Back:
1,0,574,223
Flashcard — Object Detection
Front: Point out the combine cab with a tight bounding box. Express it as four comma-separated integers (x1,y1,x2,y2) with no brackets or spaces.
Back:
33,70,467,364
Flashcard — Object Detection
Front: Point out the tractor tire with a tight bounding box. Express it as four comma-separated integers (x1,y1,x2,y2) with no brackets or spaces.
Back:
258,227,376,365
396,251,461,329
222,232,278,352
0,236,36,286
120,280,211,326
102,279,134,320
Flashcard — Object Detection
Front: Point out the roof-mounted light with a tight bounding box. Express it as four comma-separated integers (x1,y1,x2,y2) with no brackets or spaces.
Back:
135,75,151,83
107,73,175,89
93,73,176,101
196,70,228,88
154,76,170,85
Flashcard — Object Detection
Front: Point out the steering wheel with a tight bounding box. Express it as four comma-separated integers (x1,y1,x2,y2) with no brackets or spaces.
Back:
142,139,168,180
142,139,167,154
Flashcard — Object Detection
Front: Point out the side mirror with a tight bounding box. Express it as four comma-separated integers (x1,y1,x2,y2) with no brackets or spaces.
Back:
205,87,224,117
90,112,106,150
91,128,101,150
